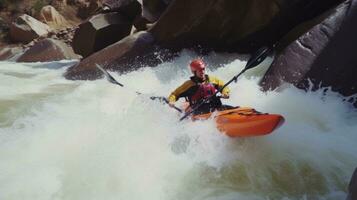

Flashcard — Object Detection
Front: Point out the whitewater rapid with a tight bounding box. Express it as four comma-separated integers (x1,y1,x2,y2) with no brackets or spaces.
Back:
0,50,356,200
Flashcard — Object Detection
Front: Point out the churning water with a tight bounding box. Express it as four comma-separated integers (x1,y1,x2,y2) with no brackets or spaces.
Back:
0,50,356,200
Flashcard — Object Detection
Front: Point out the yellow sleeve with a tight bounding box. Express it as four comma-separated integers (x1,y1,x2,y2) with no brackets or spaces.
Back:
208,76,230,96
168,80,195,103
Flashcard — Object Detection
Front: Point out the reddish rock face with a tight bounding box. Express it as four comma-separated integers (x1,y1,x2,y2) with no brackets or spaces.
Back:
9,14,52,44
65,31,171,80
150,0,342,52
72,12,132,58
260,0,357,107
17,38,80,62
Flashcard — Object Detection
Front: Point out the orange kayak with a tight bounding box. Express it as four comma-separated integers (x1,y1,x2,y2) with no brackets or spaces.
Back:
190,106,285,137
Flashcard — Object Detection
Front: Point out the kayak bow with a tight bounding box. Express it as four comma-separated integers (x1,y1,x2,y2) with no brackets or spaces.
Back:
190,106,284,137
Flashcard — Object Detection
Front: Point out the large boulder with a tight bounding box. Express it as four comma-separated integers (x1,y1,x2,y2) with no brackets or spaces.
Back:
141,0,172,22
260,0,357,107
102,0,142,21
9,14,52,43
17,38,80,62
76,0,102,19
101,0,169,22
101,0,145,31
72,12,132,58
150,0,342,52
65,31,170,80
38,5,71,29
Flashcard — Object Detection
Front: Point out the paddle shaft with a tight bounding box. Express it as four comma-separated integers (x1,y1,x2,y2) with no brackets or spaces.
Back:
96,64,182,113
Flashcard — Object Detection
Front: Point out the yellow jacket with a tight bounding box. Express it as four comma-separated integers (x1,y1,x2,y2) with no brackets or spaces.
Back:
168,75,230,104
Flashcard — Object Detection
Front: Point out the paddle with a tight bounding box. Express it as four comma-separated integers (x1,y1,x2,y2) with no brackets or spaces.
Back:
179,46,271,121
96,64,183,113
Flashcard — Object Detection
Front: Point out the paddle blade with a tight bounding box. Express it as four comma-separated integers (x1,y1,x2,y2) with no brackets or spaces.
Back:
245,46,271,70
96,64,124,87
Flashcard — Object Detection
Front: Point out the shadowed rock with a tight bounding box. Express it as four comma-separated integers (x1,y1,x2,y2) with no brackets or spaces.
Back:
77,0,102,19
150,0,342,52
65,31,173,80
102,0,169,22
17,38,80,62
141,0,172,22
260,0,357,107
65,0,342,81
102,0,142,21
101,0,146,31
72,12,132,58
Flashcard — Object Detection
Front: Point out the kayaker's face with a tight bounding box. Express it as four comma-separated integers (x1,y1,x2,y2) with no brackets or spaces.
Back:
194,68,206,80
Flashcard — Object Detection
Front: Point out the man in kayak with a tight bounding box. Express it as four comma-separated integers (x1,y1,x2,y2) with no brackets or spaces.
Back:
168,59,230,114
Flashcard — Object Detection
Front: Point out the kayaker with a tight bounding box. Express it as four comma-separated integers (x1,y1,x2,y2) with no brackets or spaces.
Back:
168,59,230,114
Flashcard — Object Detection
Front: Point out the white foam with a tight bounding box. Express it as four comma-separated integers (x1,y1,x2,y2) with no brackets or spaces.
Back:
0,52,356,200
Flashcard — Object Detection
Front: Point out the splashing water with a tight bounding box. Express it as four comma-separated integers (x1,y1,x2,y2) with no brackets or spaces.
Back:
0,50,356,200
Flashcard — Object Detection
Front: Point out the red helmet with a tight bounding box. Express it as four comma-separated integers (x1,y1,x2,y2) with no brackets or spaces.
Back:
190,59,205,72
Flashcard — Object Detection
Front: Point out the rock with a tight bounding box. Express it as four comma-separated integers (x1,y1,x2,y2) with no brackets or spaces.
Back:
260,0,357,107
141,0,171,22
77,0,102,19
150,0,342,52
347,168,357,200
72,12,132,57
38,5,71,29
0,46,24,61
102,0,142,21
9,14,52,43
17,38,80,62
65,31,171,80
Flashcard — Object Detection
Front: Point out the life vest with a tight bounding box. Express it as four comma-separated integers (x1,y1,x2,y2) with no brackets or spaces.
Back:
190,82,217,104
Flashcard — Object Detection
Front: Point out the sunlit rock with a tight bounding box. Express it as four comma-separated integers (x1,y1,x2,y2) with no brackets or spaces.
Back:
17,38,80,62
9,14,52,43
38,5,71,29
260,0,357,107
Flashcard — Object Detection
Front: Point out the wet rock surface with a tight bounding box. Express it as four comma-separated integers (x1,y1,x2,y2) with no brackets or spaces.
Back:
17,38,80,62
260,0,357,107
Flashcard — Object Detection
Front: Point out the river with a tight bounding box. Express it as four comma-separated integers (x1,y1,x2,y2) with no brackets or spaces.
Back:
0,50,356,200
